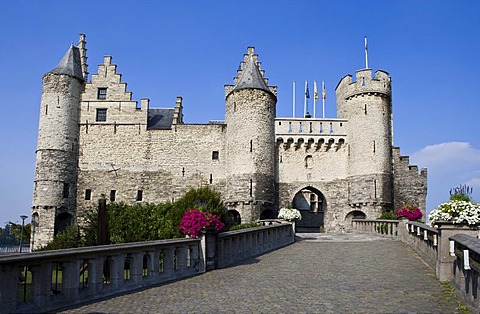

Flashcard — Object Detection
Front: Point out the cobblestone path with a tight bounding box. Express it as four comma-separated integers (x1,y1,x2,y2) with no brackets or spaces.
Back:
60,234,465,313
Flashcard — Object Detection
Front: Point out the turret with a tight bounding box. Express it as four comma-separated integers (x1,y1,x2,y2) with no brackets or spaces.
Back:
31,39,85,249
336,69,393,214
224,47,277,221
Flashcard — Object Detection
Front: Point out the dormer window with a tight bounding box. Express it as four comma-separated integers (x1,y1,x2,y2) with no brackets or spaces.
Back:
97,88,107,100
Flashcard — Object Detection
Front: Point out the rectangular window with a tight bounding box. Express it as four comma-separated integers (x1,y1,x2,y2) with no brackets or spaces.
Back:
63,183,69,198
97,88,107,100
136,190,143,201
110,190,116,202
96,108,107,122
212,151,219,160
85,189,91,201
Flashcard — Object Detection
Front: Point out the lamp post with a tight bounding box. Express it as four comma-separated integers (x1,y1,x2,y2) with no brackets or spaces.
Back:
19,215,28,253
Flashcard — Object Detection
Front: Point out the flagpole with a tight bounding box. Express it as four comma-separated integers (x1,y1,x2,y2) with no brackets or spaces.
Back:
313,81,316,118
292,81,296,118
365,36,369,69
304,81,307,118
322,80,326,118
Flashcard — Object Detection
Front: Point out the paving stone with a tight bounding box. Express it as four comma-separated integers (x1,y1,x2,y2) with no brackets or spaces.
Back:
60,234,465,313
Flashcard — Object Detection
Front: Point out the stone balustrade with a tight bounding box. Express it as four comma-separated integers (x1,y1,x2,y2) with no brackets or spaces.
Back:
352,218,480,311
352,219,399,238
450,234,480,309
216,222,295,268
403,221,438,269
0,223,294,314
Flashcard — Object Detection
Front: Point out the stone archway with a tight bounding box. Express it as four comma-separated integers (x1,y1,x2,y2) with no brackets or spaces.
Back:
54,211,73,235
227,209,241,226
31,212,39,249
345,210,366,226
292,187,326,232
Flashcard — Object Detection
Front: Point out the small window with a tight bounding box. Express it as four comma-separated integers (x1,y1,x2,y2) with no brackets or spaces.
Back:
96,109,107,122
136,190,143,201
212,151,219,160
97,88,107,100
63,183,69,198
110,190,116,202
85,189,91,201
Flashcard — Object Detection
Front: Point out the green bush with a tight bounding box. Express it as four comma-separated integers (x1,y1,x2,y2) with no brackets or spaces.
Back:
40,187,228,249
38,226,81,251
379,211,398,220
228,222,262,231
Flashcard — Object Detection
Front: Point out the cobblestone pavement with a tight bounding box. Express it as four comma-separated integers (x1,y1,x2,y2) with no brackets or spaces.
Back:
60,233,465,313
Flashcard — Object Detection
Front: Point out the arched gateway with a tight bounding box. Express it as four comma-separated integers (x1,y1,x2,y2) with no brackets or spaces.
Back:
292,187,326,232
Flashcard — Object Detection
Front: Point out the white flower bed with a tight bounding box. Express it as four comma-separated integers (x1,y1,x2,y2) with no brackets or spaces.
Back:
428,200,480,226
278,207,302,221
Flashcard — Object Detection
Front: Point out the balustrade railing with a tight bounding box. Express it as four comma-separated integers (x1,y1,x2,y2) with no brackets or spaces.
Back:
404,221,438,269
216,222,294,268
449,234,480,308
0,238,202,314
351,218,480,312
352,219,398,237
0,223,295,314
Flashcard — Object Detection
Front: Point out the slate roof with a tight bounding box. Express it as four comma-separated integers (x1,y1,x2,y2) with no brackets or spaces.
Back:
49,45,84,80
232,55,271,94
147,108,174,130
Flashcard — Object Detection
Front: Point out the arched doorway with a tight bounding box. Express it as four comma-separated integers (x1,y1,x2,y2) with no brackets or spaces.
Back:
227,210,241,226
292,187,326,232
345,210,366,226
31,212,39,249
54,211,73,235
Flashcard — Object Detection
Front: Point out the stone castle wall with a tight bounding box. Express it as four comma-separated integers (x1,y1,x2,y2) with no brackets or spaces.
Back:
32,37,428,245
393,147,428,219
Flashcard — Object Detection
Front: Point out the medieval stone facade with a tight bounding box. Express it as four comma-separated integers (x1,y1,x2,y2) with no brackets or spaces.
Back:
31,35,427,248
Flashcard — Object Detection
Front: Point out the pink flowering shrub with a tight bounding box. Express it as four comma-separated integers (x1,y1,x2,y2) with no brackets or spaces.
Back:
178,208,225,238
396,205,422,221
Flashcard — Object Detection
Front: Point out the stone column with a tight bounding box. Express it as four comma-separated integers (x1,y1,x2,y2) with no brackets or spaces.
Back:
397,217,409,242
62,259,81,301
435,222,478,281
202,232,217,271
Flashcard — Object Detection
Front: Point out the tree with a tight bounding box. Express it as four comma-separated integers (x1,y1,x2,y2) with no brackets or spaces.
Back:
7,221,31,245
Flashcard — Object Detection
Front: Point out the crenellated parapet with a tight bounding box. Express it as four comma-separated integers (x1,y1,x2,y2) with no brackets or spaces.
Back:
392,147,427,219
336,69,391,101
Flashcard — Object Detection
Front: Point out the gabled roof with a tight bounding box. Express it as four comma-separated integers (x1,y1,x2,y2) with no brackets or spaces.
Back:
147,108,174,130
232,55,271,94
48,45,84,80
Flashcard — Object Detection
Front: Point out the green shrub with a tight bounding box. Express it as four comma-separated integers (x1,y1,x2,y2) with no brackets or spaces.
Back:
228,222,262,231
379,211,398,220
38,226,81,251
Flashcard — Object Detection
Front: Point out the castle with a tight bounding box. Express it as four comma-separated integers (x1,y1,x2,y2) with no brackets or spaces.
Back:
31,34,427,249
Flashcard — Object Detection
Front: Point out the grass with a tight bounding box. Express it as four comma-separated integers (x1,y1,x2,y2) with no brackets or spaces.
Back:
441,282,470,313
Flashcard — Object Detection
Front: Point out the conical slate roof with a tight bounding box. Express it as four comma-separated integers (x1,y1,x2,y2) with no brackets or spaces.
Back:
232,55,270,94
48,45,84,80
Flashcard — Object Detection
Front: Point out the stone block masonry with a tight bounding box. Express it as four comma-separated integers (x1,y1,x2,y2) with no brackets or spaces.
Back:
31,34,426,247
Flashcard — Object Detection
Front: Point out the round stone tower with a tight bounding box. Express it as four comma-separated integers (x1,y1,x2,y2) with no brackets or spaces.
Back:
224,47,277,222
31,44,85,249
335,69,393,217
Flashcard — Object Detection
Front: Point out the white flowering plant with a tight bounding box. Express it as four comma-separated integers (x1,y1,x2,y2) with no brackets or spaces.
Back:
428,200,480,226
278,207,302,221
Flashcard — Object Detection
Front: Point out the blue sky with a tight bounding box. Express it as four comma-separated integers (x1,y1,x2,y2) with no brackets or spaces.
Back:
1,0,479,225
